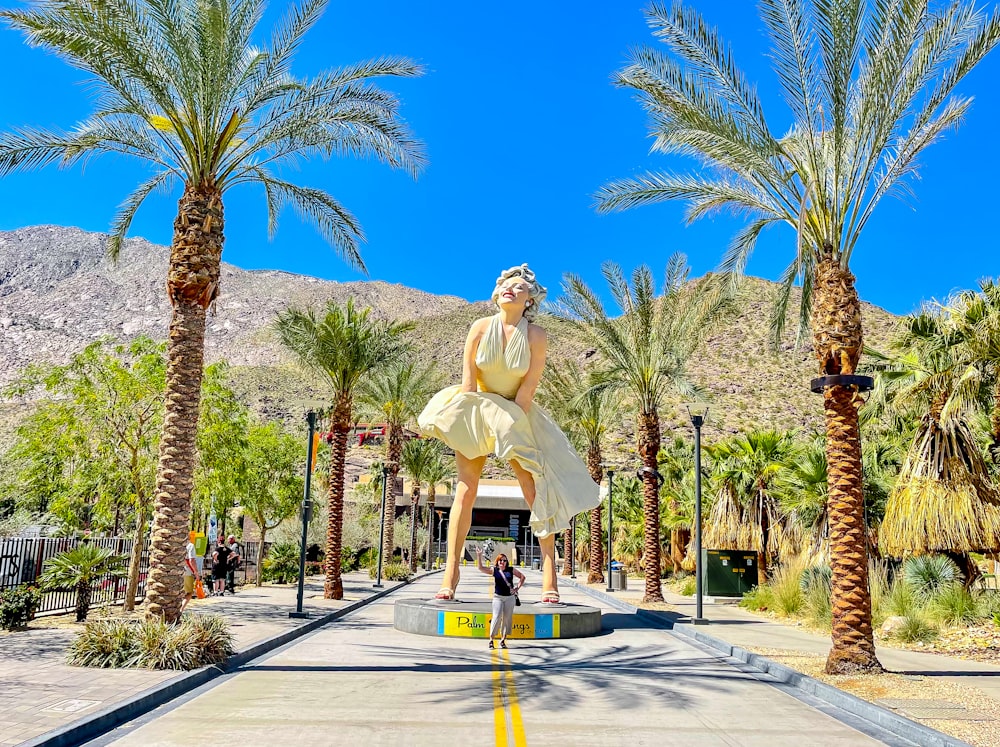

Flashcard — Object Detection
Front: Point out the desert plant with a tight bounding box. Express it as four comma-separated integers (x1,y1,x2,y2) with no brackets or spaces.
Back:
903,555,961,598
0,584,41,630
369,562,412,583
69,614,234,669
770,562,805,617
929,584,980,626
739,583,775,612
261,542,300,585
881,578,919,620
679,576,697,596
38,544,126,622
894,613,939,644
799,564,832,594
803,578,833,630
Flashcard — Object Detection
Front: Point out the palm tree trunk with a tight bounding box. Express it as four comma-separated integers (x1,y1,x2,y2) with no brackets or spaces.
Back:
123,507,147,612
408,484,420,572
562,521,574,576
757,489,770,586
382,426,403,565
75,579,91,622
587,446,605,584
146,188,223,622
325,395,352,599
812,255,882,674
638,409,663,602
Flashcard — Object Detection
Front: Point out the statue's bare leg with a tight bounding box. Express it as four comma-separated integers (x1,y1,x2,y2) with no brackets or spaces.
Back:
510,459,558,598
438,452,487,598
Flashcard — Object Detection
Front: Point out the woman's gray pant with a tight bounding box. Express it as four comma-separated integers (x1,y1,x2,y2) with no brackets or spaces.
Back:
490,594,517,640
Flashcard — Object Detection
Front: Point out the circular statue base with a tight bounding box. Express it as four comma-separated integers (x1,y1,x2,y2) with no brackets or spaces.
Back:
393,597,602,639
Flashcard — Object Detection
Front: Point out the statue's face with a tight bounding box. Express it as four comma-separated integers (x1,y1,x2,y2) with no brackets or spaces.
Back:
497,276,532,309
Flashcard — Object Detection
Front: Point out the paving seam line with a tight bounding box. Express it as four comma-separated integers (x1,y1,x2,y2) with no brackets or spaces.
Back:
561,577,970,747
23,572,440,747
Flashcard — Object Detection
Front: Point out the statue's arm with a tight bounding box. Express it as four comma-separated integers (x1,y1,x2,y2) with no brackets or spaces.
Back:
461,319,486,393
515,324,547,414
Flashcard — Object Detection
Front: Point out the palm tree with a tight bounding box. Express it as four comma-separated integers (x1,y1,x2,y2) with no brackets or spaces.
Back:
0,0,424,623
275,299,413,598
597,0,1000,674
866,311,1000,577
400,437,439,572
537,358,624,582
559,256,730,601
421,442,454,570
712,430,796,584
357,361,441,571
947,280,1000,461
39,544,126,622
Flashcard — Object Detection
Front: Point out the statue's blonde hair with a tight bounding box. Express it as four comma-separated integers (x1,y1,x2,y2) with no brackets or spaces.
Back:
491,264,547,321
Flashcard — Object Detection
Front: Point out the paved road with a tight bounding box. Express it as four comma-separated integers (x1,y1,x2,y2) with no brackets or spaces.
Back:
89,569,913,747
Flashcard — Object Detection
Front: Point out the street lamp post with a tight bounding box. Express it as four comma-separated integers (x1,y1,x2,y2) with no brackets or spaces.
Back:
290,411,317,619
685,403,709,625
605,469,615,592
374,463,392,588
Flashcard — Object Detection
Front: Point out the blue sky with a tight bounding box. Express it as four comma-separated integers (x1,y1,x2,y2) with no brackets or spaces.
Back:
0,1,997,316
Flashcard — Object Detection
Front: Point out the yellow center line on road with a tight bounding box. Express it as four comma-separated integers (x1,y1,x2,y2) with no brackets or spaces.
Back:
492,647,527,747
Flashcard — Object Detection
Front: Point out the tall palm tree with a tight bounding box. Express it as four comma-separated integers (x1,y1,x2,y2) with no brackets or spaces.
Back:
421,441,454,570
597,0,1000,673
400,437,439,572
275,299,413,598
357,361,441,571
537,358,624,582
0,0,424,622
560,256,730,602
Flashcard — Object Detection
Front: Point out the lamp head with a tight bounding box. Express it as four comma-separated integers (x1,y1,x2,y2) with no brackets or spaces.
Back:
684,403,710,426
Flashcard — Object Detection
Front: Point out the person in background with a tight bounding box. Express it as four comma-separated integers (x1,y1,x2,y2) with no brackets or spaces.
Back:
476,548,524,649
180,531,199,612
211,536,231,597
225,535,241,594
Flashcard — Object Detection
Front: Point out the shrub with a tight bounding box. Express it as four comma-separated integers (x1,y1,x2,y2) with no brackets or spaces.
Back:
69,614,234,670
976,590,1000,621
38,544,126,622
929,583,980,626
903,555,960,598
369,562,412,582
679,576,697,596
803,578,832,629
0,584,41,630
770,562,805,616
881,578,918,618
739,584,774,612
894,612,938,643
261,543,300,584
799,564,831,594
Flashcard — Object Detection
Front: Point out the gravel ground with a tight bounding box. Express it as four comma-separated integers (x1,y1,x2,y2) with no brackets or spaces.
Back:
748,647,999,747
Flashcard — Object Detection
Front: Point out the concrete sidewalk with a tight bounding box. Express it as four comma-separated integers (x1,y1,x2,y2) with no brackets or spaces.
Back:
567,577,1000,746
0,570,411,747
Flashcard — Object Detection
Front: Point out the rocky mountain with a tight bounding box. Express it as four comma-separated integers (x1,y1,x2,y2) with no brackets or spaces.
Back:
0,225,903,448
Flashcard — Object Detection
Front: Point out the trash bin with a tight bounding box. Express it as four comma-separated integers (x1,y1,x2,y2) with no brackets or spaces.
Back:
610,562,627,590
531,559,541,570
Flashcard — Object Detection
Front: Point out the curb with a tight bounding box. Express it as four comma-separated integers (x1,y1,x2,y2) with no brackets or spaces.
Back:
563,578,971,747
25,573,434,747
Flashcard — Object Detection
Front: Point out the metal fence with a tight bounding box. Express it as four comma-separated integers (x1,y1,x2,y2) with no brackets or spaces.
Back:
0,536,265,616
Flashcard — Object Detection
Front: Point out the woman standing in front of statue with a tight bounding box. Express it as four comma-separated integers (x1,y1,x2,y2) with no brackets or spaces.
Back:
418,264,599,603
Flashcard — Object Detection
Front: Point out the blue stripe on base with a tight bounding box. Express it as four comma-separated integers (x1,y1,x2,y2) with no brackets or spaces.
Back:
534,614,553,638
437,610,445,636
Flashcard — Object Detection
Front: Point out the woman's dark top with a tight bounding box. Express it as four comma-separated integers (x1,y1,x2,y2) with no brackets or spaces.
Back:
493,566,515,597
213,545,231,578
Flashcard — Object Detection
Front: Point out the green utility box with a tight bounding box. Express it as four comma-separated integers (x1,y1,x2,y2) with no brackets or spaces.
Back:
701,549,758,597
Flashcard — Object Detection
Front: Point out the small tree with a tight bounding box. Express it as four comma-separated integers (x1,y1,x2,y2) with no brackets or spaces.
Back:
39,545,126,622
238,423,305,586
